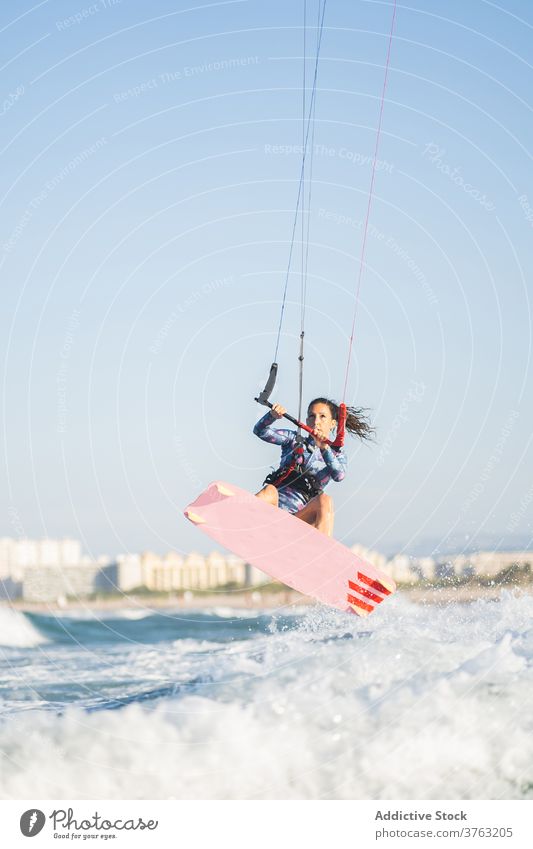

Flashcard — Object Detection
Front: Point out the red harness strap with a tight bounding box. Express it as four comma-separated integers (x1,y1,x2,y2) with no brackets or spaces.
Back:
268,435,305,488
270,459,297,488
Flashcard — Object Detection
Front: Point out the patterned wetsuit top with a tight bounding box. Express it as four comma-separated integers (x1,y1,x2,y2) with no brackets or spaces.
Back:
253,411,347,514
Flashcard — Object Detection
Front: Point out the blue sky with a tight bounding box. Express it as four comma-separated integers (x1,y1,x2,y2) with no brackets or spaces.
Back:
1,0,532,558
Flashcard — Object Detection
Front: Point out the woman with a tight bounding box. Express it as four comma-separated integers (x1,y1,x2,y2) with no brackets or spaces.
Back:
254,397,374,537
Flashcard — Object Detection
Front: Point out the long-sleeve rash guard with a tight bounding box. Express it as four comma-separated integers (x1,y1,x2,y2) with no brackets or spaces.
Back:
253,410,347,513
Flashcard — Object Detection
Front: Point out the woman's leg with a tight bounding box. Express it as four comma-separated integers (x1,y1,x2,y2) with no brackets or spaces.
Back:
294,493,334,537
255,483,279,507
255,486,334,537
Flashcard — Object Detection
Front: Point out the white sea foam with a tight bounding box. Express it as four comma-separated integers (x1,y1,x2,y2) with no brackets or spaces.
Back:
0,606,48,647
207,606,257,619
1,591,533,799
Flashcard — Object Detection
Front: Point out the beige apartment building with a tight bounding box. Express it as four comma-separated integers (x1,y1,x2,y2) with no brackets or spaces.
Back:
139,550,265,592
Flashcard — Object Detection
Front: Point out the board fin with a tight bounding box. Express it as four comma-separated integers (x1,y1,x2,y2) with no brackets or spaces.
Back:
215,483,235,496
184,510,206,525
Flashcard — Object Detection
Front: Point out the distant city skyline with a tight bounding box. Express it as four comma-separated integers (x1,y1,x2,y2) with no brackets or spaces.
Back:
3,531,531,604
3,530,533,567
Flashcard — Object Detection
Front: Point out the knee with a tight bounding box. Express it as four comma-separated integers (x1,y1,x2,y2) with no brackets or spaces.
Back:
261,484,278,505
317,493,333,513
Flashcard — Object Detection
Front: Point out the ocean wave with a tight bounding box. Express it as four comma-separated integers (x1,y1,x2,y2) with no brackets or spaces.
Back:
1,591,532,799
21,607,301,646
0,606,49,648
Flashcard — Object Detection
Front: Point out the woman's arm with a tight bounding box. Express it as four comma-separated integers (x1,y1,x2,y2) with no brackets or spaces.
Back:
319,445,347,481
253,411,294,446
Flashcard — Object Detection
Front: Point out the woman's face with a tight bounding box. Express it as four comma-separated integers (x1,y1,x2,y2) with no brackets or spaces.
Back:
306,403,336,437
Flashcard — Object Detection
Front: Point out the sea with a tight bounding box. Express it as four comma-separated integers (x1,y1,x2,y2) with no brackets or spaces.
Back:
1,591,532,800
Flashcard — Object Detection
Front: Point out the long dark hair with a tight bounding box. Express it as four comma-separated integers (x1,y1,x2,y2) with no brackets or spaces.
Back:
308,397,375,443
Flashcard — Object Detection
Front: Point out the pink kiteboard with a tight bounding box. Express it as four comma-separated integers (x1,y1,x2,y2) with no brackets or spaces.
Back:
184,481,396,616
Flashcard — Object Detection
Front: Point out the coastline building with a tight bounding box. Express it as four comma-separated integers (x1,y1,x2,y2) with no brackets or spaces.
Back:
1,537,82,574
450,550,532,578
0,538,12,580
0,537,85,600
387,554,419,583
141,551,184,592
22,562,117,603
418,557,437,580
350,545,437,584
183,551,209,589
206,551,227,587
0,538,22,600
116,553,143,592
140,550,265,592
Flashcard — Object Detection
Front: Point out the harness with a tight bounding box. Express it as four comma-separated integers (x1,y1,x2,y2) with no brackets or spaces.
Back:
263,434,323,504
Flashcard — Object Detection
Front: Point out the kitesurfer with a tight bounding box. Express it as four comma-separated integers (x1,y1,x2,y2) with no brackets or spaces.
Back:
254,398,373,536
